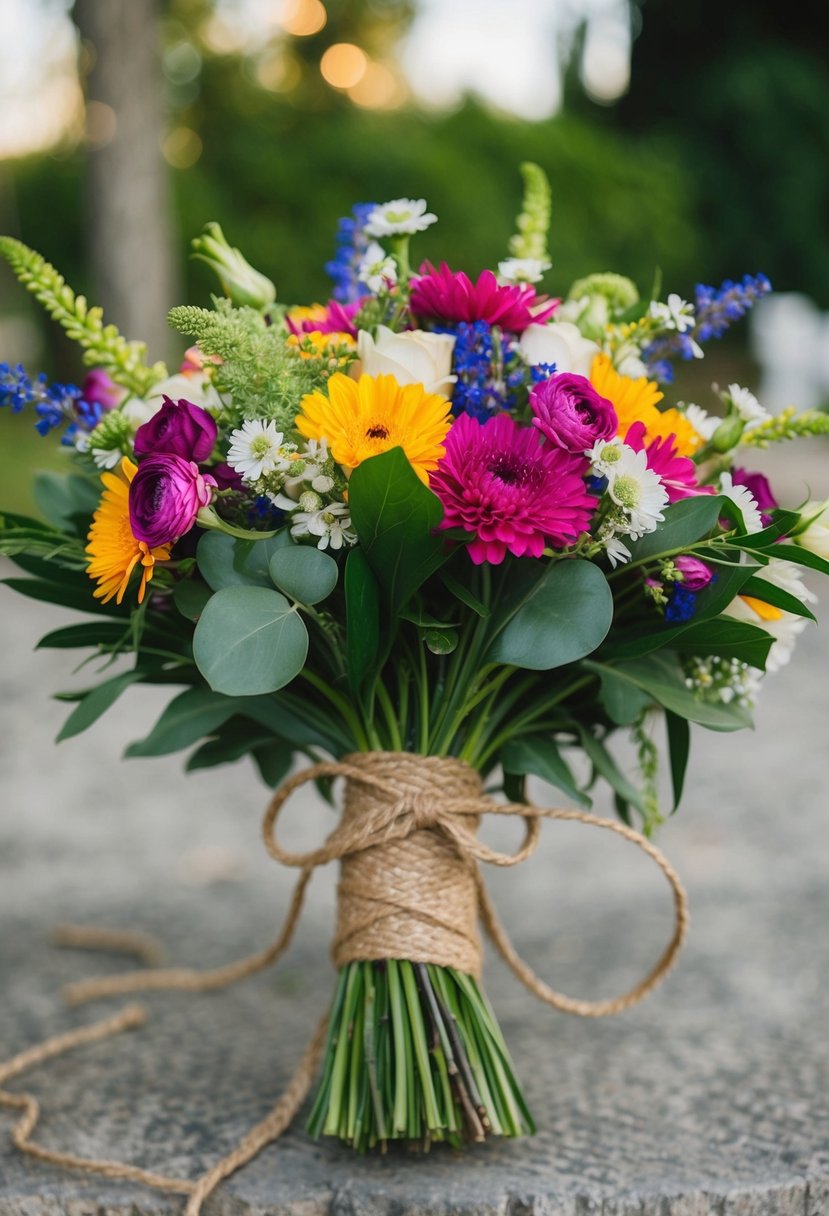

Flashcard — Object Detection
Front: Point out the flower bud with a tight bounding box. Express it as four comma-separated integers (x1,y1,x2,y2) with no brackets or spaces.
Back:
191,222,276,310
709,414,745,453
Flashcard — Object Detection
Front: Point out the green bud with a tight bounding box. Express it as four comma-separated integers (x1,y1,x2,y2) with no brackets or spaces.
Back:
191,222,276,310
423,627,459,655
709,414,746,453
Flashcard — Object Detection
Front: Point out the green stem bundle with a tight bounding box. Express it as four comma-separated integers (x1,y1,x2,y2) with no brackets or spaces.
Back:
306,960,534,1151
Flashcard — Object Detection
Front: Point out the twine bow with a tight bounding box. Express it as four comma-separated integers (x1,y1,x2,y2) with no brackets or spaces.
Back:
0,751,688,1216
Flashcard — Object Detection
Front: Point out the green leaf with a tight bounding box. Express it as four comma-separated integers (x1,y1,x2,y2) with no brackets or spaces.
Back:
728,509,802,550
441,569,490,618
251,742,294,787
57,670,146,742
627,495,727,562
192,585,308,695
2,576,130,617
669,618,774,668
37,622,129,650
665,711,690,811
487,559,613,670
268,545,339,605
595,666,653,725
756,542,829,578
344,548,380,698
501,736,591,808
33,471,101,534
185,716,282,774
587,654,753,731
196,531,282,590
577,726,647,817
125,687,245,756
173,578,213,620
348,447,447,616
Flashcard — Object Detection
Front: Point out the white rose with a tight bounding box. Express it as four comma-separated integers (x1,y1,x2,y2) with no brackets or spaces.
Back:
794,500,829,560
356,326,456,396
518,321,600,378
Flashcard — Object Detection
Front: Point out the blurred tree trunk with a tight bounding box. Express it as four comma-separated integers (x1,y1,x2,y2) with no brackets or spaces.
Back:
73,0,179,366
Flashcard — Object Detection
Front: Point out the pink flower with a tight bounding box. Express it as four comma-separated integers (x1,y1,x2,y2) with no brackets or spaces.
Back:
732,467,778,525
134,396,217,462
673,556,715,590
430,412,595,565
129,454,217,547
625,421,707,502
286,300,362,338
410,262,558,333
531,373,617,453
82,369,126,412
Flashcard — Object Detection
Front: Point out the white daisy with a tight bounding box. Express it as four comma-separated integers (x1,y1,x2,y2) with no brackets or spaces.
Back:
719,471,764,533
289,501,357,551
587,439,625,477
683,403,719,440
357,242,398,293
227,419,294,483
604,535,632,568
364,198,437,239
497,257,551,284
606,445,669,539
726,383,769,426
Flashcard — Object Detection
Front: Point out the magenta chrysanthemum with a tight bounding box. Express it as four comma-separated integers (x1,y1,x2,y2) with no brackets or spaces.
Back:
430,412,595,565
410,261,558,333
286,299,362,338
624,420,707,502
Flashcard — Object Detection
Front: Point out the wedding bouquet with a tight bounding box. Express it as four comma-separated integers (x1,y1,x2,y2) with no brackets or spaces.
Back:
3,164,829,1188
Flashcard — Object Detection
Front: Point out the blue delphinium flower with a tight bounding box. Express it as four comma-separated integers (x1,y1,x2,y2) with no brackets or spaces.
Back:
665,585,698,623
325,202,376,303
433,321,504,421
0,362,99,443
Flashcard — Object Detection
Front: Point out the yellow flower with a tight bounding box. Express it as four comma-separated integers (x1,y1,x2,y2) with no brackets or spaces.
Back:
590,353,703,456
286,330,356,361
85,458,172,605
296,372,452,484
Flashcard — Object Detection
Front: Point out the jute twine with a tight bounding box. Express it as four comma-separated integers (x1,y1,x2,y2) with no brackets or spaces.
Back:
0,751,688,1216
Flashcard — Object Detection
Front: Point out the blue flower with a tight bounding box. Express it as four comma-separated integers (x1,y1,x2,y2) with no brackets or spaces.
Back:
1,362,95,441
324,202,376,303
665,585,698,623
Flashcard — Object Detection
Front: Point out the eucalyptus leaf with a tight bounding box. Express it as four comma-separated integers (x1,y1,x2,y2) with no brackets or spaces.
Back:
348,447,447,616
501,736,591,808
197,531,270,590
193,584,308,695
173,578,214,620
487,559,613,670
269,545,338,605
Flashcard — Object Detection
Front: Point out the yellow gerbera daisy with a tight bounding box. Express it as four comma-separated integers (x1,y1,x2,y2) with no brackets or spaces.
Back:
296,372,452,484
85,457,172,605
589,353,703,456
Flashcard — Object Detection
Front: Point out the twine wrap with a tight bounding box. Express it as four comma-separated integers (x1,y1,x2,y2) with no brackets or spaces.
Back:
1,749,690,1216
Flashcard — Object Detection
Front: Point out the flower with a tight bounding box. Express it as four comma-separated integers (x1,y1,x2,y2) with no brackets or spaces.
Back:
411,262,557,333
356,325,456,396
134,396,218,462
724,558,816,672
227,420,295,483
356,242,398,293
649,293,696,334
364,198,437,238
85,457,171,604
286,300,361,339
590,353,704,457
726,383,769,426
289,500,357,550
497,257,551,284
673,556,716,590
296,372,452,485
605,444,669,539
190,221,276,310
731,467,778,525
82,369,126,412
129,454,217,547
519,321,601,377
430,412,595,564
624,420,704,502
793,500,829,559
530,372,617,454
719,471,764,533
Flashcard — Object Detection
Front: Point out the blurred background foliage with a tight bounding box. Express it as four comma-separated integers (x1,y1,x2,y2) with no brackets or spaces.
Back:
2,0,828,510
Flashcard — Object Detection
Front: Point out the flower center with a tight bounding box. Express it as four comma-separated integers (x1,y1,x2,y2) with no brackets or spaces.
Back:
251,435,274,458
366,424,390,440
612,473,641,510
488,454,523,484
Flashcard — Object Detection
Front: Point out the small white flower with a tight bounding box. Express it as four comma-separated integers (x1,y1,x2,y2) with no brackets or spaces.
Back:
588,439,624,477
364,198,437,239
606,445,669,538
290,501,357,551
604,535,632,568
280,438,336,501
227,419,294,483
497,257,551,284
684,403,719,441
726,383,769,426
357,241,398,293
91,446,125,470
719,471,764,533
649,292,695,333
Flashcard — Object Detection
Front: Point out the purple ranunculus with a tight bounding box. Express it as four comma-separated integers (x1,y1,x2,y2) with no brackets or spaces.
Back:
732,467,778,524
673,556,716,591
129,454,217,547
82,368,125,411
530,372,617,453
210,461,244,491
134,396,217,462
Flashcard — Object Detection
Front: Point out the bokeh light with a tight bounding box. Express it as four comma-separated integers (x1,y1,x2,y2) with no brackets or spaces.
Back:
320,43,368,90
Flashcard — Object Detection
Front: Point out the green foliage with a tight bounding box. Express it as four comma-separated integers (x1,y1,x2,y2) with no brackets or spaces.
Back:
167,298,332,429
192,584,309,695
0,236,167,395
740,407,829,448
268,546,339,606
508,162,552,262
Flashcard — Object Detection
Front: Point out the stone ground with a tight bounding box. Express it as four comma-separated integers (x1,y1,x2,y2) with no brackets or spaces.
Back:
1,441,828,1216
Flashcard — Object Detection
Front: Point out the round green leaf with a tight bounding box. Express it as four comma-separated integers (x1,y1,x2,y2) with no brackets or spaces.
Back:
197,530,291,591
487,559,613,670
193,585,308,695
269,545,339,605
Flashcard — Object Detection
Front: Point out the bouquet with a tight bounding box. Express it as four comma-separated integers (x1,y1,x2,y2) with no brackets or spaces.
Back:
2,163,829,1207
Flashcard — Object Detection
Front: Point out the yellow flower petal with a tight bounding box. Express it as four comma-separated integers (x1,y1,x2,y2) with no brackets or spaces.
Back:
85,457,172,604
590,353,704,457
